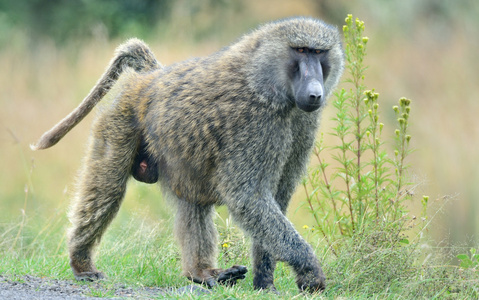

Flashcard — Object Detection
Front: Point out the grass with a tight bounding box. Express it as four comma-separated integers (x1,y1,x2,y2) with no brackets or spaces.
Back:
0,205,301,299
2,205,477,299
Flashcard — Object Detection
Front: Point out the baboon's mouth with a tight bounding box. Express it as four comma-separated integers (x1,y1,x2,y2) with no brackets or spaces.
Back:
296,102,322,112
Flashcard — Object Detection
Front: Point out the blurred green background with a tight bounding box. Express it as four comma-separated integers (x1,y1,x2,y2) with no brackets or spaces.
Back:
1,0,478,248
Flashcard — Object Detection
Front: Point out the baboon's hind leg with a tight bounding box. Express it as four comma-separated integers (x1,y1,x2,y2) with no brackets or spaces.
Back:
68,113,138,281
174,197,247,287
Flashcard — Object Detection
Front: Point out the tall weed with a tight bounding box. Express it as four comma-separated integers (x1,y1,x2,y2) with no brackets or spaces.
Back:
303,15,478,298
303,14,424,252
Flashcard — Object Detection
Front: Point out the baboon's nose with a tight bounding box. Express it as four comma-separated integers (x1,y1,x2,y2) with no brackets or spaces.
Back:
309,94,321,101
308,81,323,102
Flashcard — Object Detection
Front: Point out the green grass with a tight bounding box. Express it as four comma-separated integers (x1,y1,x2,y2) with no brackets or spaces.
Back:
1,207,477,299
0,206,300,299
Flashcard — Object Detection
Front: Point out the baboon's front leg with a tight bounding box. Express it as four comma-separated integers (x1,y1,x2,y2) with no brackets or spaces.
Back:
68,116,138,281
226,192,325,293
174,198,247,287
252,241,277,291
252,173,298,292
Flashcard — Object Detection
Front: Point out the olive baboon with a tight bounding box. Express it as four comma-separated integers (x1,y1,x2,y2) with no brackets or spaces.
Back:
32,17,344,292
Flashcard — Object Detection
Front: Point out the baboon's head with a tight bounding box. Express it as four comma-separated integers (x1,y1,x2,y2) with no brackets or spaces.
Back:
244,17,344,112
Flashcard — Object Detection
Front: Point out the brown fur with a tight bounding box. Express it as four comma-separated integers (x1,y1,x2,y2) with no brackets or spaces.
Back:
32,17,344,292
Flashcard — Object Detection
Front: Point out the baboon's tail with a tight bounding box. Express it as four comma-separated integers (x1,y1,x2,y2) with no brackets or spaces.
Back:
31,38,161,151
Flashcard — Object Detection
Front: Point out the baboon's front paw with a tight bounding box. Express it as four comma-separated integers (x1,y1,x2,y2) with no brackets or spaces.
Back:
254,284,279,294
296,268,325,293
298,277,325,293
216,265,248,286
253,277,278,293
74,271,106,281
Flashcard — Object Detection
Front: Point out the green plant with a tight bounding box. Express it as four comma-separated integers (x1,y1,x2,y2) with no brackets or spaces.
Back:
303,14,426,252
299,15,479,298
217,215,249,266
457,248,479,271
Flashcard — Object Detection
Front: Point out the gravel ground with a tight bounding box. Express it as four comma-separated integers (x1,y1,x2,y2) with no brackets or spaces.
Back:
0,274,210,299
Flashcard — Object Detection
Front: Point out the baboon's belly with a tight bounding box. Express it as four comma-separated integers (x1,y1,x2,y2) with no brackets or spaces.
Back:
157,153,220,204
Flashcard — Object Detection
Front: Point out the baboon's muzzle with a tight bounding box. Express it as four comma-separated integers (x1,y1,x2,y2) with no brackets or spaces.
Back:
294,60,324,112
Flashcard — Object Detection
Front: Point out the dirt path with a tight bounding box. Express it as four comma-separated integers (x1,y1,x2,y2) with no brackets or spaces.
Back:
0,274,209,299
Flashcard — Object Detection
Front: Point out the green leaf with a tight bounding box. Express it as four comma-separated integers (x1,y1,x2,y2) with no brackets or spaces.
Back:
457,254,473,268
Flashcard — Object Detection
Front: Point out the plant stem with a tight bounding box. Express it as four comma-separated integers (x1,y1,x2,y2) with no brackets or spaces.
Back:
314,147,344,235
303,183,337,256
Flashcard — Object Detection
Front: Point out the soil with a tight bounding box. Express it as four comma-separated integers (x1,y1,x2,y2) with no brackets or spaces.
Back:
0,274,209,299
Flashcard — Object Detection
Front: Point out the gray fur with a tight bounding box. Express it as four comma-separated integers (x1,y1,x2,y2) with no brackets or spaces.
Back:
33,17,344,293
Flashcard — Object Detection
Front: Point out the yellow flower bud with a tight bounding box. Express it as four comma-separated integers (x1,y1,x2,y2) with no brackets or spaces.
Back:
399,97,411,106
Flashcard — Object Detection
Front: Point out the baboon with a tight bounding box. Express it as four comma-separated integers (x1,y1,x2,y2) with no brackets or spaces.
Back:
32,17,344,293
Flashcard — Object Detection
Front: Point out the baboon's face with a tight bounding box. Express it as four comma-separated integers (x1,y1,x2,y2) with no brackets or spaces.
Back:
289,47,330,112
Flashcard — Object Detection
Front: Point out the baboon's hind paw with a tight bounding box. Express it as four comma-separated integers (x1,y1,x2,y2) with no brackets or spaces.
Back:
74,271,106,281
216,265,248,286
190,265,248,288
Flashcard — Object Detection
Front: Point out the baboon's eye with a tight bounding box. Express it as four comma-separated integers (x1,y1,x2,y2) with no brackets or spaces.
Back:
314,49,321,54
296,47,306,53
